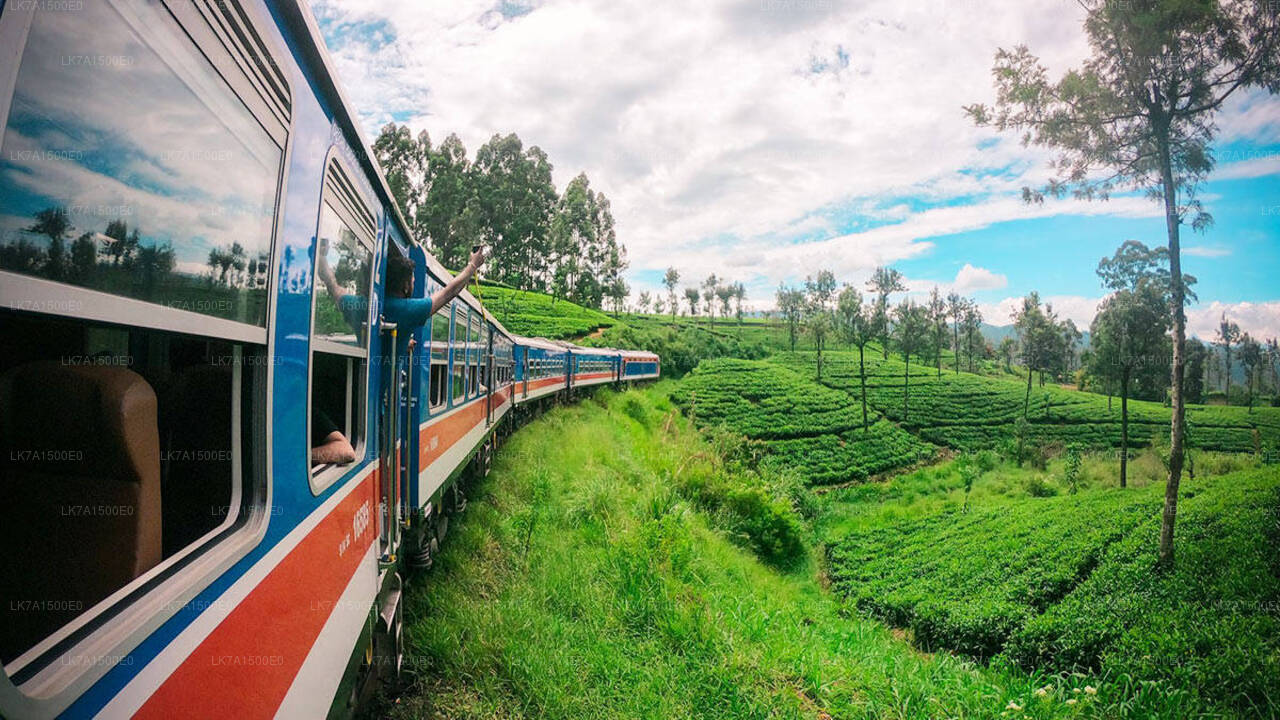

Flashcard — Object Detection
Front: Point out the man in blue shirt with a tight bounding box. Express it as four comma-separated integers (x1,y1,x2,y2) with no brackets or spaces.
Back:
311,245,484,466
382,246,484,330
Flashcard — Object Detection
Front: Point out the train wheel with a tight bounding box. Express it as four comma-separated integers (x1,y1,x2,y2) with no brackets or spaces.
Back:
374,573,405,687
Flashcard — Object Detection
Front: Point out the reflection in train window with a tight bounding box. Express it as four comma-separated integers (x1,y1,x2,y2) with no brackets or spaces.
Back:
313,202,373,348
0,0,280,327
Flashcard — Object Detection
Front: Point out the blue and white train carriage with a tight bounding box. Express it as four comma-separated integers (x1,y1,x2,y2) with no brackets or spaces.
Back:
0,1,657,718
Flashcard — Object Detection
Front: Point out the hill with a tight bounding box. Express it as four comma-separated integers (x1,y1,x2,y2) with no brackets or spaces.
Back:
473,282,615,339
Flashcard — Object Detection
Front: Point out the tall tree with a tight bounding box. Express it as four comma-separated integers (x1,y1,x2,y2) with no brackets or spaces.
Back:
966,0,1280,568
963,304,985,374
776,284,805,352
683,287,700,317
715,284,734,322
892,299,929,422
474,134,558,292
805,271,838,379
1217,314,1241,400
663,267,680,320
421,133,479,272
998,336,1018,373
947,292,965,373
702,274,719,326
1264,338,1274,404
836,285,876,434
1090,282,1170,487
867,266,906,359
928,288,948,377
371,122,428,230
1184,337,1208,404
1013,292,1053,418
637,291,652,315
732,282,746,324
28,206,71,281
1239,333,1262,412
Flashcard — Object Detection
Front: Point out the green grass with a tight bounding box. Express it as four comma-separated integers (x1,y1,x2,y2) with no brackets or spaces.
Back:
385,386,1100,720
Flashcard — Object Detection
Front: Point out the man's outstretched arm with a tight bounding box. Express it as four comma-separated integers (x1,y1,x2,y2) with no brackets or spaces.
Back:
430,246,485,314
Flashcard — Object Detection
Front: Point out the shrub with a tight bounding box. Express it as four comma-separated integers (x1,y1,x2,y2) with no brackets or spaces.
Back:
621,395,651,427
1024,475,1058,497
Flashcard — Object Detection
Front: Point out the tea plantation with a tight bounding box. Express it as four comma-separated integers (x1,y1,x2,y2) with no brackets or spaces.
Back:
827,468,1280,716
775,349,1280,454
476,283,615,339
670,359,936,484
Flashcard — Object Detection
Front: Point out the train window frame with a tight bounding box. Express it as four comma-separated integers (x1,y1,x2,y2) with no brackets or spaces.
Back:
0,0,288,710
307,154,376,495
450,301,465,406
427,278,449,414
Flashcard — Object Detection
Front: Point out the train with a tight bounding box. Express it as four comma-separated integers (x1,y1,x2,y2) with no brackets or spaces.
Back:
0,0,659,717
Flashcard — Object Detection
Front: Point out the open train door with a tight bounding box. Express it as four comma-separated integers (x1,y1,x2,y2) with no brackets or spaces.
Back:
374,318,408,685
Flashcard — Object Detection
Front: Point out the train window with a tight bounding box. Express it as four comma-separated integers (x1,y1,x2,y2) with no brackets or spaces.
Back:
309,159,374,490
0,311,265,674
0,0,282,331
428,300,449,411
450,302,465,404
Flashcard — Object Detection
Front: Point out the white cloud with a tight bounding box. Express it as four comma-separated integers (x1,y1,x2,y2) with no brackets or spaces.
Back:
953,263,1008,293
1189,302,1280,341
312,0,1280,307
978,294,1103,329
1183,245,1232,258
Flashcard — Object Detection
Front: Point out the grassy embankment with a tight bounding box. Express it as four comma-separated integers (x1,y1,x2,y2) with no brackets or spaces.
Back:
385,386,1097,719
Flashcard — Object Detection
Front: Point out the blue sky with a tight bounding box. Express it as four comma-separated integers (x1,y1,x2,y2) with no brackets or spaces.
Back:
313,0,1280,338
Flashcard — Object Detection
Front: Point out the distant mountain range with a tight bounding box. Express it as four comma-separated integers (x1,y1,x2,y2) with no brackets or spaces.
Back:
980,323,1092,350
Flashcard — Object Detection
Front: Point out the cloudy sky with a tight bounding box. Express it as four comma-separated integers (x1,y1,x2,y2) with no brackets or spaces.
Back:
311,0,1280,338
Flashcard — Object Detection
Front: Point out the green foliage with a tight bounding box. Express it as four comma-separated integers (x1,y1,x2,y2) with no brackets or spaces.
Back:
586,318,767,377
1063,445,1082,494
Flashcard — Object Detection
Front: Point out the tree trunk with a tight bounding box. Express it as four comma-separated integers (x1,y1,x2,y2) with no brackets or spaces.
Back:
1247,371,1254,412
1159,131,1187,570
954,323,960,373
1120,368,1130,488
1224,352,1232,401
859,344,869,435
817,337,823,380
903,354,910,422
1024,365,1033,419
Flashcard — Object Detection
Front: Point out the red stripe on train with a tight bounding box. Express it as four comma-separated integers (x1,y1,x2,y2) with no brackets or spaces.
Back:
573,372,614,381
418,387,511,468
134,472,379,719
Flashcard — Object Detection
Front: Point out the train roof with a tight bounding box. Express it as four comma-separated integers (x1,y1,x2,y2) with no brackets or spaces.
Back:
511,335,570,352
276,1,511,340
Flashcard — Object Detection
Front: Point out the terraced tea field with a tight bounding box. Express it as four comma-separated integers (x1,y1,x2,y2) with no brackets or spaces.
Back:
776,350,1280,453
671,359,935,484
